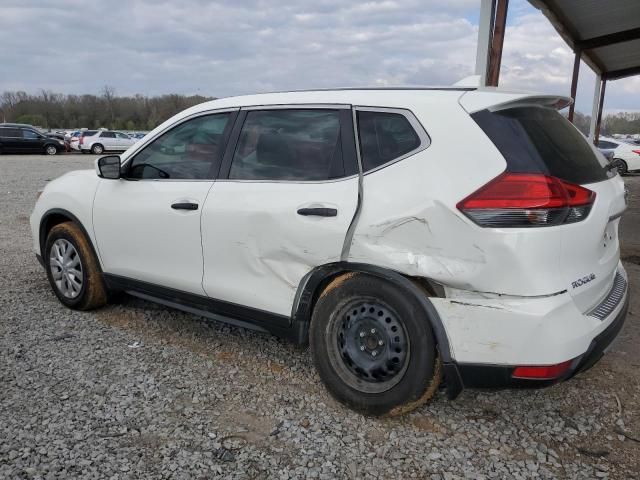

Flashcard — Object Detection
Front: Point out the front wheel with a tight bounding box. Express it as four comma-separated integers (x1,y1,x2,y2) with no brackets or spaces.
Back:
614,159,628,175
45,144,58,155
45,222,107,310
310,273,441,416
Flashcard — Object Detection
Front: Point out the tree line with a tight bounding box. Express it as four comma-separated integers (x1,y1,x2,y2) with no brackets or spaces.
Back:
1,87,638,136
0,87,214,131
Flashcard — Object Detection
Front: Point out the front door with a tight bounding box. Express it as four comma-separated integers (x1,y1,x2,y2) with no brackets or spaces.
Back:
201,107,359,316
93,110,237,295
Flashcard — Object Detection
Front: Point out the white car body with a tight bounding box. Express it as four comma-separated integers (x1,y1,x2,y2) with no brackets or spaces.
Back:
599,136,640,173
82,130,137,154
30,87,629,400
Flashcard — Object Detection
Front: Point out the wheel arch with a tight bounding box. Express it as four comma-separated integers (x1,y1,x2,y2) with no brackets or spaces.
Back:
39,208,103,272
292,262,452,363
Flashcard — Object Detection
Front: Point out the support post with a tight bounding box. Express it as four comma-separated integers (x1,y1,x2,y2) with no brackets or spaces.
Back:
487,0,509,87
568,49,581,123
594,78,607,143
475,0,495,87
588,74,602,141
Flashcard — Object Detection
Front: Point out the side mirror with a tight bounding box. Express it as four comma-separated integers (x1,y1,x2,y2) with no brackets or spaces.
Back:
96,155,121,179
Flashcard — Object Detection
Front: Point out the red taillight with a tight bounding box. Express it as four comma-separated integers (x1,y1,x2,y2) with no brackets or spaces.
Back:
512,360,573,380
632,149,640,155
79,136,84,145
457,173,596,227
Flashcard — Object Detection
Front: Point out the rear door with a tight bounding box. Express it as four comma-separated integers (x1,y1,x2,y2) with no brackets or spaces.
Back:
471,104,627,312
22,129,45,153
201,106,359,316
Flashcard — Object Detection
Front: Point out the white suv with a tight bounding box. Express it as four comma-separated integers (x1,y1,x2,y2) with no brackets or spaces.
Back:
81,130,137,154
30,88,629,415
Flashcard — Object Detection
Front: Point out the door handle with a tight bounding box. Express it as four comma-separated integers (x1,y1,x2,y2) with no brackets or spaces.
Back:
171,202,199,211
297,207,338,217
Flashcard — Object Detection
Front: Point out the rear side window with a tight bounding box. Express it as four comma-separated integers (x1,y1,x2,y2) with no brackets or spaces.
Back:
100,132,115,138
472,106,608,184
82,131,97,137
229,109,343,181
357,111,421,172
597,140,618,149
0,128,21,137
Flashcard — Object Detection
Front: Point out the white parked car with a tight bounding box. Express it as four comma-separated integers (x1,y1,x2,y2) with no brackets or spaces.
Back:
596,136,640,174
81,130,137,154
30,87,629,415
69,130,98,152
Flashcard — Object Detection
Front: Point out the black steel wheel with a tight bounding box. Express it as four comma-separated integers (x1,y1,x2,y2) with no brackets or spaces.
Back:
310,273,441,416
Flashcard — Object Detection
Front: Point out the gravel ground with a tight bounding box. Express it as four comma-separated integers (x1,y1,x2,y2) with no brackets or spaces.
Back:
1,154,639,480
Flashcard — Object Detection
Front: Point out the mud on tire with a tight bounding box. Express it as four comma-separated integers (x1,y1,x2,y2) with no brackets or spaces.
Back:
45,221,107,310
310,273,441,416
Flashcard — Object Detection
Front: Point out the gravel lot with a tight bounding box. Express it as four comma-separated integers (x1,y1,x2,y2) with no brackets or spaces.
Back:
1,154,639,479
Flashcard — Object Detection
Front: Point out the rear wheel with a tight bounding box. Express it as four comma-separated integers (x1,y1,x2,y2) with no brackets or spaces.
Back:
45,144,58,155
45,222,107,310
91,144,104,155
310,273,441,416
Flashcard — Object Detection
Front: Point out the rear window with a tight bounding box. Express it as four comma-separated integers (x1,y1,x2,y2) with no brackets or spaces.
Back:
472,106,608,184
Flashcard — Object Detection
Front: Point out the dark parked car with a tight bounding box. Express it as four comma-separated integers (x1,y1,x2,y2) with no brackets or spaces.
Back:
0,124,65,155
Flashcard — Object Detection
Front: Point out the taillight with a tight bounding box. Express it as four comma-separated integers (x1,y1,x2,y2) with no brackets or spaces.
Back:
79,136,84,145
457,173,596,227
632,149,640,155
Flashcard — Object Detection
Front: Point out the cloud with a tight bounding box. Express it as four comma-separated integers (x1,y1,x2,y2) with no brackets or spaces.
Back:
0,0,638,114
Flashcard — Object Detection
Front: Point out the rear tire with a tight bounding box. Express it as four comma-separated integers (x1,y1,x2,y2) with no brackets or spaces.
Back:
310,273,441,416
44,222,107,310
91,144,104,155
614,159,628,175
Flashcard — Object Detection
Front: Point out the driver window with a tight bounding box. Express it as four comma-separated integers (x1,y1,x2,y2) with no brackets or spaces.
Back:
127,112,232,180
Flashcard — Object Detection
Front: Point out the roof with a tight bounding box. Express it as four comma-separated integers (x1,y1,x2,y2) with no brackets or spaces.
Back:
528,0,640,80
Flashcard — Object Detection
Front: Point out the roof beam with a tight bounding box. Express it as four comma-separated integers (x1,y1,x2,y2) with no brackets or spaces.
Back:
605,65,640,80
578,27,640,50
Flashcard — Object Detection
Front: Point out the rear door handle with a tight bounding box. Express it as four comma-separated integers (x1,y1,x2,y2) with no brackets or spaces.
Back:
171,202,199,211
297,207,337,217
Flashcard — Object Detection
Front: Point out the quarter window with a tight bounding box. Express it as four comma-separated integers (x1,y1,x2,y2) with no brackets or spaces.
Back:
229,109,344,181
127,112,232,180
356,111,421,172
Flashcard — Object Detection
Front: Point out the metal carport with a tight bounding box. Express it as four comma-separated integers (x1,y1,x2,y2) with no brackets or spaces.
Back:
475,0,640,142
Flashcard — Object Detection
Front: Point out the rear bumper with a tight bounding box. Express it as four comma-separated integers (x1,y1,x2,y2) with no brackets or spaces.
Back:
443,289,629,398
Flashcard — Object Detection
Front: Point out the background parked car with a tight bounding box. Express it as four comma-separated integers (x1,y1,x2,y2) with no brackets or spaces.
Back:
0,123,65,155
81,130,137,154
70,130,98,152
597,136,640,174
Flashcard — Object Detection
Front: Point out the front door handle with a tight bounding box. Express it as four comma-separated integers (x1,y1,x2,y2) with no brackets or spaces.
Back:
297,207,338,217
171,202,199,211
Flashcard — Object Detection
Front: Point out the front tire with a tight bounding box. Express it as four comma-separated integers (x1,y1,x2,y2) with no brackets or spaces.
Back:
310,273,441,416
45,222,107,310
614,159,628,175
91,144,104,155
44,144,58,155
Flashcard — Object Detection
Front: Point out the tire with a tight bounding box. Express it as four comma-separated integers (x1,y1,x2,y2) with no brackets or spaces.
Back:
44,222,107,310
614,159,628,175
310,273,441,416
44,144,58,155
91,144,104,155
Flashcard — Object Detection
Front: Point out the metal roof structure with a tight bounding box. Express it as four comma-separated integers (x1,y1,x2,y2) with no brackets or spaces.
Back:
475,0,640,142
529,0,640,81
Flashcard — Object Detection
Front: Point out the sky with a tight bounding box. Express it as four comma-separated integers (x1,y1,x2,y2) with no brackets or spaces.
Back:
1,0,639,115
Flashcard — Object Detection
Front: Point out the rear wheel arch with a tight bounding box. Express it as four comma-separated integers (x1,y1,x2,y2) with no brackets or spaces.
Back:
39,209,103,273
292,262,452,362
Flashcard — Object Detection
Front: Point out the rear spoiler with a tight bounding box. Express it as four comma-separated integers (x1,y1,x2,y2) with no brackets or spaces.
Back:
459,90,572,114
